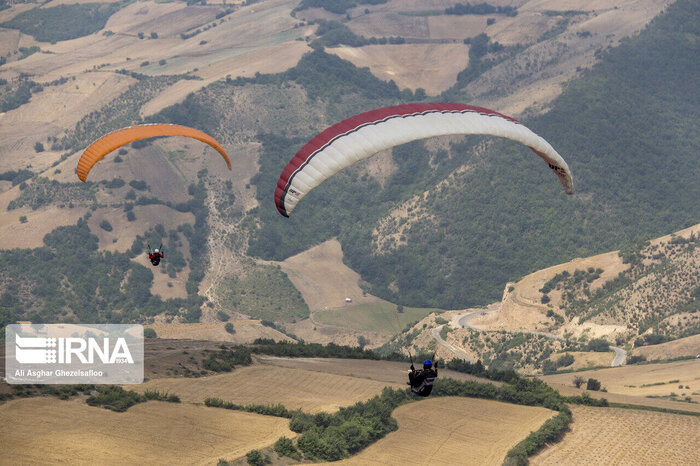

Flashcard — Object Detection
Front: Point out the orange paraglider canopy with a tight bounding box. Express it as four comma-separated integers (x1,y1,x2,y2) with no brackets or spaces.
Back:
76,123,232,182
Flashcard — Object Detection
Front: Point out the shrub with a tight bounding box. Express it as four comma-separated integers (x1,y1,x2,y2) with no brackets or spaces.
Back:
245,450,266,466
274,436,300,460
225,322,235,334
143,328,157,338
586,378,601,391
587,338,610,352
19,215,28,224
99,220,113,232
627,354,647,364
572,376,585,388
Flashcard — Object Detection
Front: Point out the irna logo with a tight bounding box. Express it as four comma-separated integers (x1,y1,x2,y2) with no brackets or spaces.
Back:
15,335,134,365
6,324,144,384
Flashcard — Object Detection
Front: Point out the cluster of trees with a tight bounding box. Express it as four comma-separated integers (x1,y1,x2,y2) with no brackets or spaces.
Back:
202,346,252,372
541,353,575,374
0,169,33,186
310,20,405,49
250,338,406,360
293,0,387,15
0,2,123,43
86,386,179,412
0,82,32,112
445,3,517,17
7,177,96,210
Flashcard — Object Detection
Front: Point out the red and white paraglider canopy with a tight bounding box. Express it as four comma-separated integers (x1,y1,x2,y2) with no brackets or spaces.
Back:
275,103,573,217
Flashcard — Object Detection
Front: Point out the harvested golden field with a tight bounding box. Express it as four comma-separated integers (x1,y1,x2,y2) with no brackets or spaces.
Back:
0,397,293,465
147,320,293,343
531,405,700,465
136,364,401,412
549,351,615,371
541,360,700,403
328,397,555,466
256,356,503,387
631,334,700,361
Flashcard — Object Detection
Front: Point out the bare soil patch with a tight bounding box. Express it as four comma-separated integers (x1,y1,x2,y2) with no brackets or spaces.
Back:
330,396,555,466
531,405,700,465
275,238,381,312
0,397,292,465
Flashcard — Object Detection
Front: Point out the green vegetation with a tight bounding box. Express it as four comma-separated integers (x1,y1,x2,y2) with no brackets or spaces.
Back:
86,385,180,411
0,3,123,43
314,301,441,333
274,436,301,461
202,346,252,372
250,338,405,361
144,328,157,338
311,19,405,49
18,46,40,60
0,81,33,113
7,178,96,210
0,217,201,329
293,0,387,15
220,264,309,323
0,169,33,186
445,2,517,17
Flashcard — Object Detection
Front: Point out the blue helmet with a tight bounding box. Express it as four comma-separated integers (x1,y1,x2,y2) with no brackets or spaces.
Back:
423,359,432,369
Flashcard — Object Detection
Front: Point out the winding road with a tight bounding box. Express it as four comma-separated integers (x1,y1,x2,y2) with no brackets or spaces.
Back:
433,306,627,367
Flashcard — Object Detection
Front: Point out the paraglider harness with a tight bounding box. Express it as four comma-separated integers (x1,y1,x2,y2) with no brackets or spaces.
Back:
407,352,438,397
147,244,164,267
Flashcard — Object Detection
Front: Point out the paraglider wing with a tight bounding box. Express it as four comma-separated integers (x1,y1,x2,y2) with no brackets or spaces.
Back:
275,103,573,217
76,123,232,182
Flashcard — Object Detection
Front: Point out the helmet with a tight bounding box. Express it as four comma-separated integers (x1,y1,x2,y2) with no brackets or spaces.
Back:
423,359,432,369
154,248,160,253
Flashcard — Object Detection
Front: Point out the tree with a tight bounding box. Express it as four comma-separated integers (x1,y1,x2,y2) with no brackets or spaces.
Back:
357,335,368,348
225,322,235,334
586,378,601,391
572,376,585,388
34,142,44,152
245,450,266,466
144,328,157,338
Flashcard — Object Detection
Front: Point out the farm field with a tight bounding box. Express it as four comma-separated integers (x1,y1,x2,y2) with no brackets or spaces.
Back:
256,356,503,386
630,334,700,361
313,300,443,334
531,405,700,465
0,397,293,465
135,364,402,412
541,360,700,403
327,396,555,466
146,320,293,343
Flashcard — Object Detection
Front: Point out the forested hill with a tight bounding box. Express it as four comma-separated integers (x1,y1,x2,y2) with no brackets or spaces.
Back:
245,0,699,309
